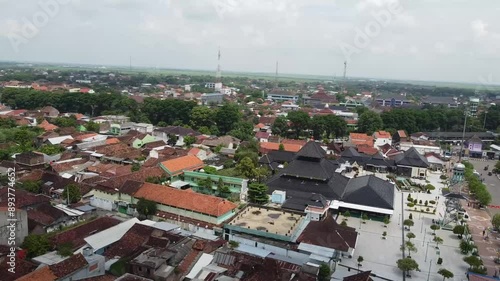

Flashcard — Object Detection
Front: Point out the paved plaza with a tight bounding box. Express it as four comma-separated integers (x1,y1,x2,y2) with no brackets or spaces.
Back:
337,171,471,281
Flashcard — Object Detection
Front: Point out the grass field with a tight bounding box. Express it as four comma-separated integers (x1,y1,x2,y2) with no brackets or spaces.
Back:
2,60,500,89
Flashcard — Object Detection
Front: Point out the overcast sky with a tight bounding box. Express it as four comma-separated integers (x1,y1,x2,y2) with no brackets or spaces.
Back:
0,0,499,84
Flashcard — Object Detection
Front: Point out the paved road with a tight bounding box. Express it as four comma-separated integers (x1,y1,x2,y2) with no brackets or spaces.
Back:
467,159,500,216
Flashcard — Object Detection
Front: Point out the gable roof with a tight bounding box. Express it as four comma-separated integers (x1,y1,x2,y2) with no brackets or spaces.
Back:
49,253,88,279
160,155,204,176
134,183,238,217
51,217,121,249
16,266,57,281
298,216,358,252
259,142,302,153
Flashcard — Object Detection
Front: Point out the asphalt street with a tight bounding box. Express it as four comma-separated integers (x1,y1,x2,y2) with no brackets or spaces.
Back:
467,159,500,216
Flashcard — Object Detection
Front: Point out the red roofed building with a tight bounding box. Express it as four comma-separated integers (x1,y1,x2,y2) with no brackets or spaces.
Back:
259,142,302,154
349,133,374,147
159,154,204,176
373,131,392,147
133,183,238,225
38,120,59,131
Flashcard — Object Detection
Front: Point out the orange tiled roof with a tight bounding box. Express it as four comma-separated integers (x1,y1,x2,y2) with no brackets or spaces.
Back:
37,120,59,131
105,137,120,145
134,183,238,217
281,139,307,146
73,133,97,141
160,155,204,175
188,147,200,155
259,142,302,152
374,131,391,139
16,266,57,281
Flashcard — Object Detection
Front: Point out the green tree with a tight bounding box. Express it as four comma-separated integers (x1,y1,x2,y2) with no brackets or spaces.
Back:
21,180,42,194
255,166,270,183
287,110,310,138
57,242,74,257
453,225,465,238
278,143,285,151
131,162,141,172
190,106,216,130
396,258,419,277
460,241,474,254
401,241,417,256
406,232,415,241
430,224,440,235
184,135,196,147
272,116,288,137
463,255,483,270
403,219,414,231
433,236,443,248
247,183,268,204
62,183,81,204
318,263,331,281
136,198,157,219
492,214,500,230
358,111,383,134
198,177,213,190
204,166,217,174
85,121,100,132
438,268,454,281
357,256,364,270
229,121,254,141
22,234,50,258
215,103,241,135
38,144,65,155
235,157,257,179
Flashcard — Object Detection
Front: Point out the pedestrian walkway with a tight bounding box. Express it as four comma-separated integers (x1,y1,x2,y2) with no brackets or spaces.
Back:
462,202,499,276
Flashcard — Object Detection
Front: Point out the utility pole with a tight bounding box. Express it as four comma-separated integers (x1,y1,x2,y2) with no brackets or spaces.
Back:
342,61,347,94
458,111,468,162
401,192,406,281
129,56,132,71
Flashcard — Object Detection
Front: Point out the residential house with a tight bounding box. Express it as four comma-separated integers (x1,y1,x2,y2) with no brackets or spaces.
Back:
343,271,374,281
255,131,270,142
375,96,412,107
392,130,408,146
38,120,59,132
373,131,392,147
153,126,201,147
17,252,105,281
88,178,150,213
421,96,459,108
28,202,72,234
134,183,238,225
15,151,45,166
131,134,157,149
132,123,154,134
349,133,374,147
303,89,337,106
109,122,134,135
201,135,240,150
40,106,60,118
188,147,213,161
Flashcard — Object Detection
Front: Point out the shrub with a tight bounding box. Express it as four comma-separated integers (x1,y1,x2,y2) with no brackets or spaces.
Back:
440,174,447,180
424,200,428,206
429,200,436,204
426,207,430,212
407,203,415,208
340,220,348,226
409,213,413,220
419,200,422,204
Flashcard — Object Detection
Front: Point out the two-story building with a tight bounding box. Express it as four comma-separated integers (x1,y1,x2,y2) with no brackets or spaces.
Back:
180,171,249,201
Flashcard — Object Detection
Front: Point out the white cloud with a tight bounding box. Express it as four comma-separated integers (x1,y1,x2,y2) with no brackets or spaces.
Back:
471,19,488,37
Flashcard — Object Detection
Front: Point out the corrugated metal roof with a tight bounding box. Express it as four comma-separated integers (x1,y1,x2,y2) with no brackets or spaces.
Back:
84,218,139,251
234,244,271,258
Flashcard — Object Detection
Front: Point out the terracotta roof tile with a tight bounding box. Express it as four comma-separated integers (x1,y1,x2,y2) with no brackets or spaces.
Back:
38,120,59,131
259,142,302,153
0,189,50,208
160,155,204,176
49,253,88,278
1,257,37,281
104,224,155,259
374,131,391,139
105,137,121,145
134,183,237,217
16,266,57,281
51,217,121,249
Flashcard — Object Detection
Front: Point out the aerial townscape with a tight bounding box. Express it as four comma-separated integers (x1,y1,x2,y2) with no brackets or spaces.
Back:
1,1,500,281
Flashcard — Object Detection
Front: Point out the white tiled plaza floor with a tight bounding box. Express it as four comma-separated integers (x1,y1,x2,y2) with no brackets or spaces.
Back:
336,171,470,281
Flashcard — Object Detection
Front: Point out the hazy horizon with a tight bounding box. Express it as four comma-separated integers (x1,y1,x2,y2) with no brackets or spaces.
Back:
1,0,499,85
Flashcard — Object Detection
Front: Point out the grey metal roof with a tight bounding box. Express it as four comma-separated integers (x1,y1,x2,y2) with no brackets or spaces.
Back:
295,141,326,159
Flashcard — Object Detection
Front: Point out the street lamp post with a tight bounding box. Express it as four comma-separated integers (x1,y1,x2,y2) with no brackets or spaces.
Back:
427,259,433,281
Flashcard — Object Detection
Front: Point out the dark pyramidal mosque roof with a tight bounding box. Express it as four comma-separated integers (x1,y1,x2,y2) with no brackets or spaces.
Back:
267,141,395,211
395,147,430,168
